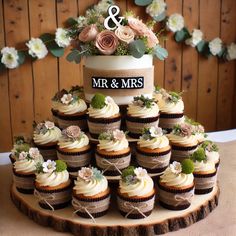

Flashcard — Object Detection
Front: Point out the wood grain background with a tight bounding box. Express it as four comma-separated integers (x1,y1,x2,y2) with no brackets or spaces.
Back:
0,0,236,152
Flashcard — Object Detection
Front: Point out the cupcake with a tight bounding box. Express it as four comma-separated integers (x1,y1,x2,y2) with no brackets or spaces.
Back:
191,148,217,194
158,91,185,132
10,136,30,164
185,116,207,144
201,140,220,170
167,123,198,162
95,130,131,176
136,126,171,174
57,126,92,177
72,167,110,219
117,167,155,219
13,147,43,194
56,92,88,130
87,93,121,139
34,160,72,210
157,159,195,210
126,95,160,139
33,121,61,161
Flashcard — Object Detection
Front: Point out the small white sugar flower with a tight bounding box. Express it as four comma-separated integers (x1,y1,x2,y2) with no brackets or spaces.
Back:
170,161,182,175
226,43,236,60
166,14,184,32
134,167,148,179
19,151,28,160
61,93,73,105
105,96,114,104
42,160,56,173
1,47,19,69
185,29,203,47
113,129,125,141
26,38,48,59
209,38,222,56
55,28,71,48
146,0,166,18
29,148,40,159
149,126,163,138
44,121,55,130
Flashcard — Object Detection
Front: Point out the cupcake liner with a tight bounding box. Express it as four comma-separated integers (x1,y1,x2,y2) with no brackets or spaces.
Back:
16,188,34,194
126,115,160,123
157,182,194,194
51,109,58,116
136,148,171,157
195,187,214,195
34,181,73,194
194,173,217,194
39,200,71,210
13,171,35,192
117,191,155,202
88,115,121,124
56,113,87,120
119,210,152,219
57,147,92,156
193,171,217,178
13,168,35,178
75,210,108,218
9,154,15,164
159,201,191,211
171,144,198,151
95,150,131,159
34,143,57,150
160,113,184,119
57,117,88,131
144,166,168,174
159,117,185,130
127,132,142,139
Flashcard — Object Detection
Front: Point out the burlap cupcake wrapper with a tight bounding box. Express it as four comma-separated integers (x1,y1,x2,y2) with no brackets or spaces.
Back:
136,151,171,170
95,153,131,175
171,146,198,162
13,173,35,190
57,150,92,168
57,117,88,130
157,186,194,207
194,173,217,190
37,148,57,161
117,195,155,219
159,116,185,129
88,120,121,136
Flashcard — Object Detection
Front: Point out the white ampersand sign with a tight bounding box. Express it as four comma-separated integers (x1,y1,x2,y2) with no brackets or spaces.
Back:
104,5,124,30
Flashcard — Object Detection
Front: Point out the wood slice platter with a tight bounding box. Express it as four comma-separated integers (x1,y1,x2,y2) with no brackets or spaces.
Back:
10,183,220,236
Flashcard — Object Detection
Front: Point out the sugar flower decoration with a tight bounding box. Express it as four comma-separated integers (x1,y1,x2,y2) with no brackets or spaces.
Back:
78,167,93,181
113,129,125,141
185,29,203,47
1,47,19,69
134,167,148,179
105,96,114,105
166,14,184,33
146,0,166,19
209,37,222,56
63,125,81,139
55,28,71,48
170,161,182,175
26,38,48,59
61,93,73,105
149,126,163,138
42,160,56,173
44,121,55,130
29,147,40,159
19,151,28,160
227,43,236,61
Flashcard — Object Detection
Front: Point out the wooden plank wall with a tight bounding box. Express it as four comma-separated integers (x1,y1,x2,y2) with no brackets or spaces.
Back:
0,0,235,151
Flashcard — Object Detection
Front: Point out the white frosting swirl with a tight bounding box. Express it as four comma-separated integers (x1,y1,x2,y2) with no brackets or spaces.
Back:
195,133,206,143
88,98,119,118
160,167,194,187
127,102,159,118
58,134,89,150
33,127,61,145
158,99,184,114
51,101,60,111
153,92,163,104
194,160,216,173
35,170,69,187
73,176,108,196
138,135,169,149
98,139,129,152
167,134,198,146
206,151,220,164
57,99,87,115
14,155,44,173
119,175,154,197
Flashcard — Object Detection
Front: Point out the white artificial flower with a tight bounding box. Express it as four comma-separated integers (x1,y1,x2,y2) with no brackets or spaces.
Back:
113,129,125,141
76,16,87,28
26,38,48,59
55,28,71,48
166,13,184,32
185,29,203,47
42,160,56,173
149,126,163,138
1,47,19,69
170,161,182,175
105,96,113,104
44,121,55,130
146,0,166,18
226,43,236,60
134,167,148,179
61,93,73,105
19,151,28,160
29,148,40,159
209,38,222,56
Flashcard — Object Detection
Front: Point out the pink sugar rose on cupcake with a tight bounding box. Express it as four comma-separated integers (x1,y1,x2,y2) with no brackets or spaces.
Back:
95,30,119,55
79,24,99,42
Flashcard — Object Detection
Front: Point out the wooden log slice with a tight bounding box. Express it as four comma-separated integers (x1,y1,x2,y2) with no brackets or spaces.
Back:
10,184,220,236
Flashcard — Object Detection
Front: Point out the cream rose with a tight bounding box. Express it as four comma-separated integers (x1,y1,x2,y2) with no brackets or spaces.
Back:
95,30,119,55
209,37,222,56
145,29,159,48
127,17,149,36
227,43,236,60
79,24,99,42
115,26,135,44
185,29,203,47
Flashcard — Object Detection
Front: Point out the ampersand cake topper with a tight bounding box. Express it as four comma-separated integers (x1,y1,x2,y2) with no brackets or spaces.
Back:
104,5,124,30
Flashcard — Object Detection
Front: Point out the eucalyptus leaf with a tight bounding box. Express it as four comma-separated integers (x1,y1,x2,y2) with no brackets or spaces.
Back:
66,50,78,62
196,40,211,58
74,54,81,64
153,11,166,22
47,41,65,57
40,33,54,43
17,51,26,65
174,27,191,42
153,45,168,60
134,0,153,6
128,39,146,58
217,47,226,58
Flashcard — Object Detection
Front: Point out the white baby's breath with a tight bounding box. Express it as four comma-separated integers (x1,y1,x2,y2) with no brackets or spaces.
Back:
226,43,236,60
26,38,48,59
1,47,19,69
55,28,71,48
166,13,184,32
209,37,222,56
185,29,203,47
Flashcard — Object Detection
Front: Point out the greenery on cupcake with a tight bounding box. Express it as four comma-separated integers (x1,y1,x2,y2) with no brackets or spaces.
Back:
133,95,155,108
36,160,67,174
11,136,30,157
52,89,68,102
61,125,83,141
98,129,126,142
161,90,183,104
91,93,106,109
78,167,103,182
170,160,194,175
201,140,219,152
141,126,163,140
185,116,207,137
17,147,41,161
121,166,148,185
69,85,83,95
34,121,55,135
190,147,207,162
55,160,67,172
60,92,80,105
172,123,193,137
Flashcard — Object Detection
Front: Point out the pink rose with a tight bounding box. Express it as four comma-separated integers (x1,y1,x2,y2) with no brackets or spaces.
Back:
79,24,99,42
95,30,118,55
145,29,159,48
115,26,135,44
127,17,149,36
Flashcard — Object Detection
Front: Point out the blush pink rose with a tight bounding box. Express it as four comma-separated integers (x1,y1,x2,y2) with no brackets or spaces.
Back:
145,29,159,48
95,30,119,55
127,17,149,36
79,24,99,42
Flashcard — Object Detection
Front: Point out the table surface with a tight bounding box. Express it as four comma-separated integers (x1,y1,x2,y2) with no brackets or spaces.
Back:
1,131,236,236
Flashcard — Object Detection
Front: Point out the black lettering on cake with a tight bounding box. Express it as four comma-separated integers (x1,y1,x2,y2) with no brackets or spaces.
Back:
92,77,144,89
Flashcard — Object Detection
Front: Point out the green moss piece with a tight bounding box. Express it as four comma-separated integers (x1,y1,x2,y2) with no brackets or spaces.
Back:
55,160,67,172
91,93,106,109
16,143,30,153
181,159,194,174
191,147,206,162
121,166,135,179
